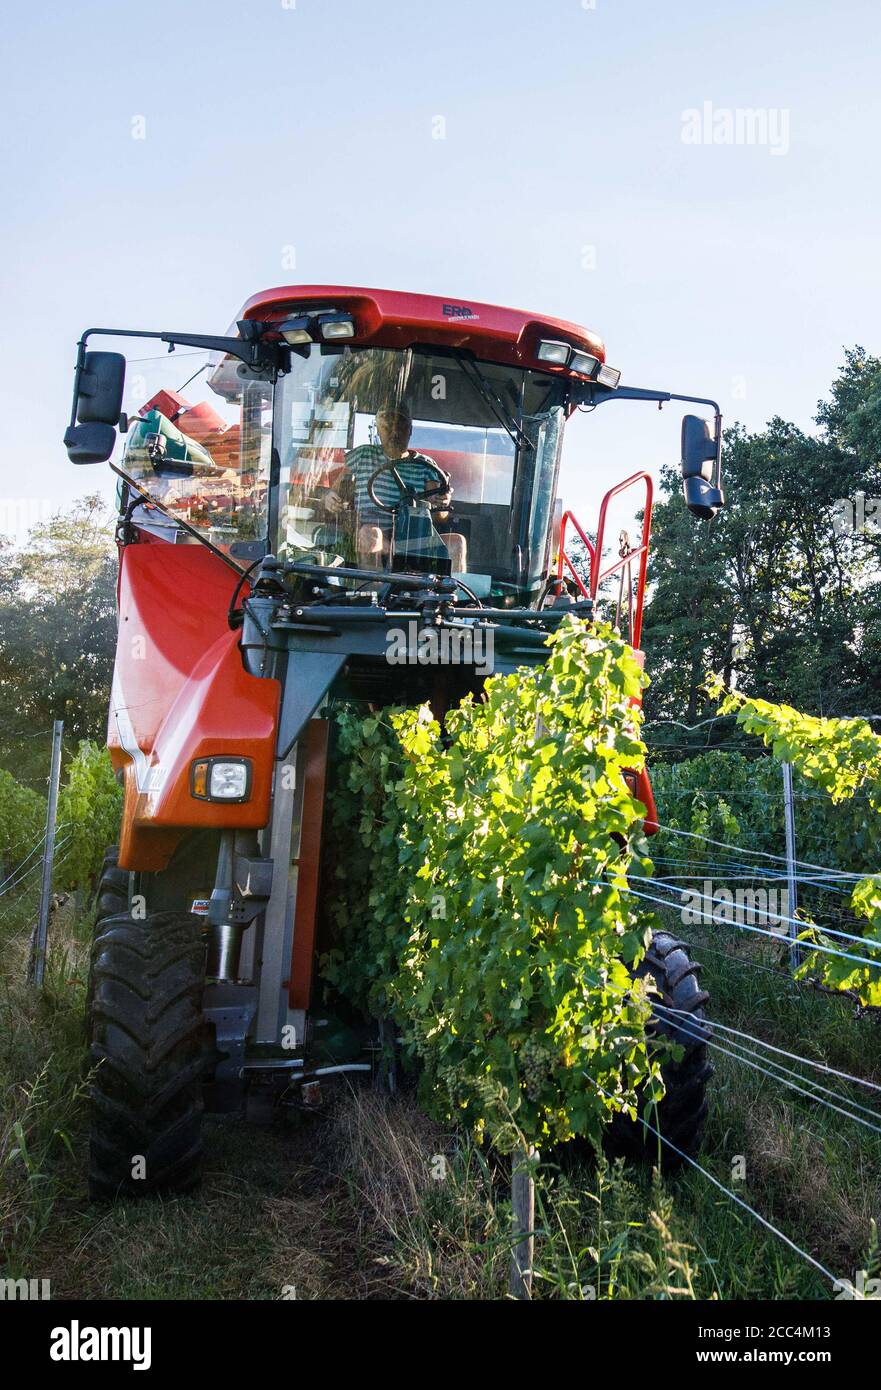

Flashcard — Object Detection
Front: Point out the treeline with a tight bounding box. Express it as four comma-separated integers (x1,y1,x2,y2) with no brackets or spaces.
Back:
642,347,881,753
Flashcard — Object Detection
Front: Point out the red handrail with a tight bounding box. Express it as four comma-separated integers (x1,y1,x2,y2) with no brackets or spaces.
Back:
557,510,595,598
556,471,654,649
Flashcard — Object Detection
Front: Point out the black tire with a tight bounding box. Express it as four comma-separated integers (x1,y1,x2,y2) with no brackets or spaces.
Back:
85,847,130,1031
95,846,129,923
604,930,712,1170
87,910,206,1200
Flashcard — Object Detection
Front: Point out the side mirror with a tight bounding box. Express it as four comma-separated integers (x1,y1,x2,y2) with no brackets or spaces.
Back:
681,413,724,519
65,350,126,464
63,421,118,465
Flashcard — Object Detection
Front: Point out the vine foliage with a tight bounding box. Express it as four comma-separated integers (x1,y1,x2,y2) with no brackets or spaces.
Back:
56,740,123,892
708,679,881,1005
323,618,666,1151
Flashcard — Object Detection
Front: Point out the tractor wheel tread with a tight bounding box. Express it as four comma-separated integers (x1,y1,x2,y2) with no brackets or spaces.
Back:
87,846,131,1026
88,1135,203,1200
96,885,127,913
89,948,204,999
645,932,685,960
87,905,205,1201
663,958,704,991
89,1008,205,1070
603,927,712,1171
88,1074,205,1130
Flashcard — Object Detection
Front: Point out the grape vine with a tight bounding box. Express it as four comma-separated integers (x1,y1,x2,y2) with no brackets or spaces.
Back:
709,679,881,1006
323,618,666,1151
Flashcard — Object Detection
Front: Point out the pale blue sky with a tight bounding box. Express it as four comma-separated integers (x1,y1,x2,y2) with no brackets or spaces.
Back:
2,0,879,543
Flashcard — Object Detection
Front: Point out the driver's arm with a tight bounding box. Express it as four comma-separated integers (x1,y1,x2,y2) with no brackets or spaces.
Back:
323,468,354,515
322,447,360,515
419,455,452,509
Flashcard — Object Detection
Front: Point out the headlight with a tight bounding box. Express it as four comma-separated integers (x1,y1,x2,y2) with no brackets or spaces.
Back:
596,364,621,388
210,762,249,799
278,315,313,345
536,339,571,366
319,312,355,340
191,757,252,803
568,350,599,377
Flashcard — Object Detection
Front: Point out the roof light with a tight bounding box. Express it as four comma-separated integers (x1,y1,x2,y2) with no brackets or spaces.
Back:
597,364,621,389
318,312,355,340
278,315,313,345
569,350,599,378
536,339,571,366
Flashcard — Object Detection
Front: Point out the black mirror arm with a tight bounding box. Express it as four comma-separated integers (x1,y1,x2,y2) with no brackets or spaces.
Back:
67,336,89,432
66,324,280,431
579,383,723,490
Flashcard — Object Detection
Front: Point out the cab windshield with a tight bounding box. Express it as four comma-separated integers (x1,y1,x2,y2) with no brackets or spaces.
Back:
274,345,568,602
115,346,273,561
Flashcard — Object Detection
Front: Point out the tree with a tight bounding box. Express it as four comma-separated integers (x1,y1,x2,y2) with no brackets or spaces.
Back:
641,351,881,742
0,496,117,745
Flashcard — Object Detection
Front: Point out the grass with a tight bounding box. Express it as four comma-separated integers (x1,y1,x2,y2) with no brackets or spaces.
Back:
1,879,880,1299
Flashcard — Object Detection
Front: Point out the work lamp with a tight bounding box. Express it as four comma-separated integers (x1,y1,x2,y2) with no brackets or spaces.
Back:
536,339,571,366
569,350,600,377
318,312,355,340
596,364,622,388
278,315,313,345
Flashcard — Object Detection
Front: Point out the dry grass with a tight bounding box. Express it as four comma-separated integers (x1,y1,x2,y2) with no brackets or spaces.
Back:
330,1087,444,1239
327,1087,506,1298
0,894,89,1276
747,1097,880,1272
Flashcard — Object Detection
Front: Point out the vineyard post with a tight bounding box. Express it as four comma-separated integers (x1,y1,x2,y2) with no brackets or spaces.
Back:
781,761,799,971
509,1145,536,1299
29,719,63,987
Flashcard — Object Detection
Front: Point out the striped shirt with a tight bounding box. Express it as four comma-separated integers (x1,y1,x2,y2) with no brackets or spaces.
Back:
343,445,443,526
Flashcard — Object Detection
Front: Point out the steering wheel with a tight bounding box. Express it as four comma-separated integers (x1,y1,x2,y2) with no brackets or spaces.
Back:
367,459,451,513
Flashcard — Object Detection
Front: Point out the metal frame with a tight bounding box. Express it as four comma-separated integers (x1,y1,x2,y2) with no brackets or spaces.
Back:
558,470,654,649
254,738,305,1046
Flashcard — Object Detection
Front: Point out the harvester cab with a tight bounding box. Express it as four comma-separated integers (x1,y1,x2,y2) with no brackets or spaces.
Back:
64,287,724,1196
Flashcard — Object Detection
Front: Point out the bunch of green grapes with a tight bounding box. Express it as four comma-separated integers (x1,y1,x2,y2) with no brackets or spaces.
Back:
519,1034,556,1103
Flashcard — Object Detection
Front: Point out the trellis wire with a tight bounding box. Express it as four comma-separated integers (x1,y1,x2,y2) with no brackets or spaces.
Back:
650,1005,881,1135
624,873,877,955
587,1077,843,1295
0,832,73,898
653,821,869,881
624,880,880,970
0,824,73,897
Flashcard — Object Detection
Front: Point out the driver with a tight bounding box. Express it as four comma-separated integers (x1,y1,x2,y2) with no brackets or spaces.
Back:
325,402,465,569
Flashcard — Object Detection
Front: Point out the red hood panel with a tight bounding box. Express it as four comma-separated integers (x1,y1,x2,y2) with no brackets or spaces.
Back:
110,538,280,870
